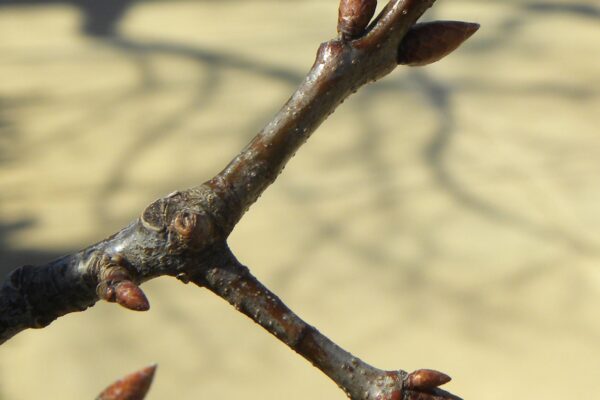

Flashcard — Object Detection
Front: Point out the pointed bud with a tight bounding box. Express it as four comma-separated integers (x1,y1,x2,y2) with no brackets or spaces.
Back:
397,21,479,66
407,369,451,390
338,0,377,40
97,364,157,400
114,281,150,311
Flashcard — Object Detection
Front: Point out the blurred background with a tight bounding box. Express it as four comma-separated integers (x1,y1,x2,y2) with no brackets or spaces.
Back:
1,0,599,399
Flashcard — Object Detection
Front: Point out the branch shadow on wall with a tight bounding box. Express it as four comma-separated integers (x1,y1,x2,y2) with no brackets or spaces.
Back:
0,96,67,279
0,0,307,328
0,0,135,37
0,0,599,347
269,1,600,345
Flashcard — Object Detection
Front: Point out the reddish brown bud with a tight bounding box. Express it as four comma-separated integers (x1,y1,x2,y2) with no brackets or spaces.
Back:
114,281,150,311
407,369,451,390
95,254,149,311
338,0,377,40
397,21,480,66
97,364,157,400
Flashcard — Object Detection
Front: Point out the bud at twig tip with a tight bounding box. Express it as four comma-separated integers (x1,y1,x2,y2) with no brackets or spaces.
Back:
338,0,377,40
407,369,451,390
97,364,157,400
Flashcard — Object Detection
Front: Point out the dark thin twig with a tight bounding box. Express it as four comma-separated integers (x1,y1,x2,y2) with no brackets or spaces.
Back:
0,1,478,398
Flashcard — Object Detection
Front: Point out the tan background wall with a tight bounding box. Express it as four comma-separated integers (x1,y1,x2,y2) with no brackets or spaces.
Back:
1,1,599,399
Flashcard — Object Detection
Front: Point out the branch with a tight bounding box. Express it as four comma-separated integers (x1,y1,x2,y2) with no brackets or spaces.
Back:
208,0,437,227
0,1,478,398
196,248,460,400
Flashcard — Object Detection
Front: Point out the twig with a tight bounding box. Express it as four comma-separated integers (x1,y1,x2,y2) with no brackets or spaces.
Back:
197,248,461,400
0,1,478,398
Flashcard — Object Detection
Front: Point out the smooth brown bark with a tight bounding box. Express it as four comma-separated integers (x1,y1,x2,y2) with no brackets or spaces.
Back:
1,1,478,399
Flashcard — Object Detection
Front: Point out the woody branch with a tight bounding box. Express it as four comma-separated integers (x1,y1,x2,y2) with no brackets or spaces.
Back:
0,1,478,399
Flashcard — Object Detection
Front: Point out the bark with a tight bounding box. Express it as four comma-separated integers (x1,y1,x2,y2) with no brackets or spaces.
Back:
1,1,478,399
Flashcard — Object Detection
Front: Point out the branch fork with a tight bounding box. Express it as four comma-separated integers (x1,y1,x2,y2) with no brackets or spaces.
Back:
1,1,480,399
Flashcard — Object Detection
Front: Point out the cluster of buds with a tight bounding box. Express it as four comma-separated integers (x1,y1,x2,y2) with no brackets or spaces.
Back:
338,0,479,67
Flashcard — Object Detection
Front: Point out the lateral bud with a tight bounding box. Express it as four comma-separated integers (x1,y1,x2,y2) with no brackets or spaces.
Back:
406,369,451,390
114,281,150,311
95,255,150,312
397,21,480,66
337,0,377,40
